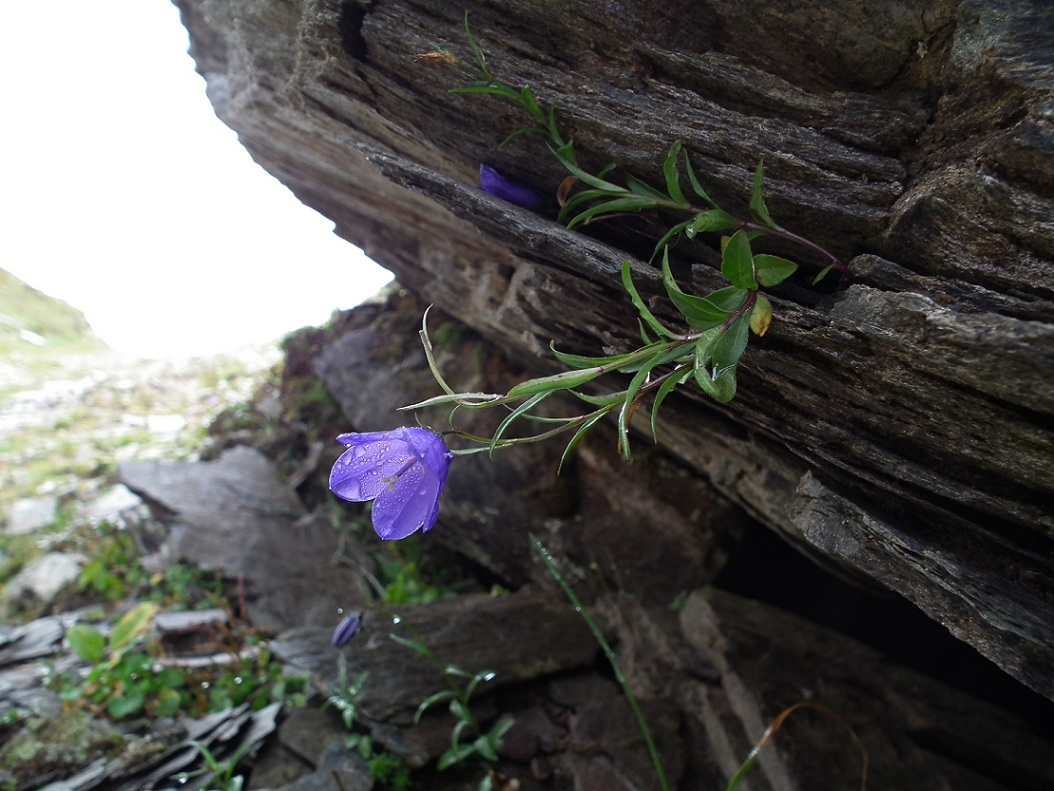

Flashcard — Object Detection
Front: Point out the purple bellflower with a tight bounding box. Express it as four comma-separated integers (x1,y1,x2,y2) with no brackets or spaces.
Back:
480,163,545,209
329,427,453,540
332,610,362,648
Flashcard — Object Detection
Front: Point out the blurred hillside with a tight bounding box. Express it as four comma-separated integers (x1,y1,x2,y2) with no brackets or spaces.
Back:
0,267,111,397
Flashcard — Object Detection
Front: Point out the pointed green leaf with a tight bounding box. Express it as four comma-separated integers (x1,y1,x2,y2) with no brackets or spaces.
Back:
519,85,546,122
570,389,630,407
682,148,719,209
66,624,106,664
753,254,798,287
622,260,678,339
662,248,739,326
685,209,741,238
399,391,505,410
549,341,664,371
663,141,689,207
506,367,605,398
625,173,668,201
109,602,157,655
566,195,662,230
749,159,775,228
721,230,757,290
649,220,689,262
490,391,548,450
415,690,457,723
550,145,624,191
558,410,609,473
811,263,835,285
711,314,751,377
650,367,692,440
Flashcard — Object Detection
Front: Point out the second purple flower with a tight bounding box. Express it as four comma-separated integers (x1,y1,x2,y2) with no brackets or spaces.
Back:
329,427,453,540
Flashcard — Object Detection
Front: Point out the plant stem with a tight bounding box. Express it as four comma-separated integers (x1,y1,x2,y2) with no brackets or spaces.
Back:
530,535,671,791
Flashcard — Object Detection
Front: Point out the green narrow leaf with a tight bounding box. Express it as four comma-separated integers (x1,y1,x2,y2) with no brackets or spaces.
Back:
558,410,609,474
415,690,458,723
663,141,689,207
685,209,741,238
550,340,664,371
550,145,624,191
749,159,775,228
463,10,489,78
490,392,549,450
506,367,605,398
66,624,106,664
109,602,157,655
566,196,662,230
519,85,546,122
812,263,835,286
622,260,678,340
721,230,757,290
753,254,797,287
390,632,436,659
625,173,668,201
650,368,692,440
683,147,719,209
569,389,629,407
661,248,739,327
548,103,566,148
691,319,748,405
712,314,751,376
649,221,689,262
617,355,666,458
474,733,500,761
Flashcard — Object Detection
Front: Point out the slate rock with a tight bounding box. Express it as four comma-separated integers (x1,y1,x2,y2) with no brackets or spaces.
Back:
176,0,1054,699
1,552,85,609
120,446,371,633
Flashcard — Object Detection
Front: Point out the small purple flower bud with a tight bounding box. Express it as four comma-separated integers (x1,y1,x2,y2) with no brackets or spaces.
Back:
479,163,545,209
329,427,454,540
332,611,363,648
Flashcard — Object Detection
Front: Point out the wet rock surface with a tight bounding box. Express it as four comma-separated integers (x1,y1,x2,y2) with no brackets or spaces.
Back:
173,0,1054,701
1,305,1053,790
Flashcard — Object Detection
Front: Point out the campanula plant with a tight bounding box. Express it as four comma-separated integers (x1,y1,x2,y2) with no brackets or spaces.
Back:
329,15,855,539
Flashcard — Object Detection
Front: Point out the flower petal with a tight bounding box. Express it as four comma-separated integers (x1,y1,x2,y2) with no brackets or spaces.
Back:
480,163,545,209
371,461,443,540
329,432,414,502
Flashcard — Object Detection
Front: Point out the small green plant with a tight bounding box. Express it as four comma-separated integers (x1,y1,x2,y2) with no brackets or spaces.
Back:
61,602,181,720
323,656,413,791
175,739,253,791
391,632,512,773
393,15,855,467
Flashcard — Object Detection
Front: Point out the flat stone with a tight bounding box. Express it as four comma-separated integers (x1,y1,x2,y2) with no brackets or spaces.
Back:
4,496,58,535
120,446,372,632
82,485,141,524
1,553,85,606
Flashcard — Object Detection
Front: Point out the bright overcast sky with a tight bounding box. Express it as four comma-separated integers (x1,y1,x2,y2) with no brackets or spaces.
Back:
0,1,391,358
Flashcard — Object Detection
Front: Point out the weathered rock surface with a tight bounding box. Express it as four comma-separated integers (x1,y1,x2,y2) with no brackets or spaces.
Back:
120,446,372,632
174,0,1054,699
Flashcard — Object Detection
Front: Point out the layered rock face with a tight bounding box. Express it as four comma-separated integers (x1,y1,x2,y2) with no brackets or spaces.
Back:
173,0,1054,701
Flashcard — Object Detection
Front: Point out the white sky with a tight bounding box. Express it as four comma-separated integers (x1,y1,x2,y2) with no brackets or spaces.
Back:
0,1,392,358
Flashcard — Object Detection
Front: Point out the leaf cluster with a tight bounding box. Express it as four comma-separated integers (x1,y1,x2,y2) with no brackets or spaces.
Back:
404,15,852,461
323,658,414,790
389,631,512,773
59,606,306,721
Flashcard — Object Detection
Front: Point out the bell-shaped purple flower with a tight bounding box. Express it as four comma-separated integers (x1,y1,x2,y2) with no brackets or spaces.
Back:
480,163,545,209
332,611,362,648
329,427,453,540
